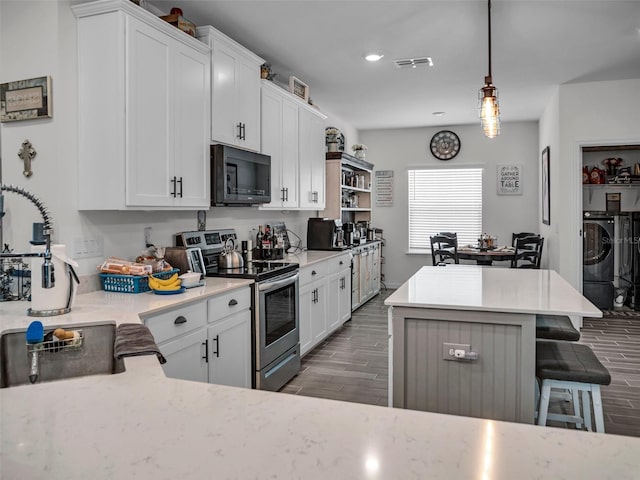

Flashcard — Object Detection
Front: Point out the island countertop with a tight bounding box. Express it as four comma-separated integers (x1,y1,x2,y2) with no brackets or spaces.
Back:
4,269,639,479
385,265,602,317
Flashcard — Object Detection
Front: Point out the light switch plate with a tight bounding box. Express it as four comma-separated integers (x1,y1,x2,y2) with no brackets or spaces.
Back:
443,342,471,361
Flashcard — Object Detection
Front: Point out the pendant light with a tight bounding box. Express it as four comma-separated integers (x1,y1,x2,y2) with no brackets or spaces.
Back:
479,0,500,138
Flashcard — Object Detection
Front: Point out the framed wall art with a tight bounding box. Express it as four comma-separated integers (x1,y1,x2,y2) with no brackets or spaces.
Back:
0,75,52,122
497,164,522,195
542,146,550,225
289,76,309,102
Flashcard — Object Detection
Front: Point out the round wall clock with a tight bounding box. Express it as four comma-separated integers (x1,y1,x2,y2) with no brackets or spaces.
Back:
430,130,461,160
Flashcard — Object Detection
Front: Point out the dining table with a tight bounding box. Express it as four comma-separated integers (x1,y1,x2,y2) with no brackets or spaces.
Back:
458,245,515,265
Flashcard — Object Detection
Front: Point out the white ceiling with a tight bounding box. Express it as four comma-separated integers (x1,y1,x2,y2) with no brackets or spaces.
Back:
153,0,640,131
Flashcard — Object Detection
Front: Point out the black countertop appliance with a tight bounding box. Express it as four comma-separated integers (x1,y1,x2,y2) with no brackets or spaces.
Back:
307,218,348,251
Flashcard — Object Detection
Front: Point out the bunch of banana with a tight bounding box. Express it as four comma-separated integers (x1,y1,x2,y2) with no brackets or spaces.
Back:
148,273,182,291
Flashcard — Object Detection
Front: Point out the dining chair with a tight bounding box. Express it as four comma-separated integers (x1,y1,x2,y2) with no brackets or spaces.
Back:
512,232,537,247
511,235,544,268
430,234,459,265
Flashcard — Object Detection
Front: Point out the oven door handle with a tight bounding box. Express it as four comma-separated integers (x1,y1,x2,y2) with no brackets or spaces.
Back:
258,273,299,292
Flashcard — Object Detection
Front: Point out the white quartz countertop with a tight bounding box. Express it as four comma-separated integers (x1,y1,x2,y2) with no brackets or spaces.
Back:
4,267,638,479
385,265,602,317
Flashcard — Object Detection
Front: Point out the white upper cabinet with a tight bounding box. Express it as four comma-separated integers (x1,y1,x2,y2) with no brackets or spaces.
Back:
197,26,263,152
260,81,299,209
73,0,211,210
259,80,327,211
298,107,326,209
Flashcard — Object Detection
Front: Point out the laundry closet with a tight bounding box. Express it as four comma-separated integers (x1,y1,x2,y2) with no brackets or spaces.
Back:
582,145,640,310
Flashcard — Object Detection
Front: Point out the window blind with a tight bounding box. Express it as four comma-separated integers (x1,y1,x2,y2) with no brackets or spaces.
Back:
408,168,483,251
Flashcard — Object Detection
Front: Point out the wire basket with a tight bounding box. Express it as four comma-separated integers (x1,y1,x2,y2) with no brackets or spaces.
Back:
99,268,179,294
27,330,84,354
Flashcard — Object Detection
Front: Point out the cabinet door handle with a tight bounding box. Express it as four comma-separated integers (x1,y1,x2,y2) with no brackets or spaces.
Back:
213,334,220,358
339,261,343,265
242,123,246,140
174,316,187,325
281,187,286,202
202,339,209,362
177,177,183,198
285,187,289,202
170,176,177,197
236,122,243,139
228,299,238,306
311,270,317,276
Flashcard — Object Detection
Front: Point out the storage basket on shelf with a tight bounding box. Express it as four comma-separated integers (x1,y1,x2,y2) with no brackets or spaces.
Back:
99,269,179,294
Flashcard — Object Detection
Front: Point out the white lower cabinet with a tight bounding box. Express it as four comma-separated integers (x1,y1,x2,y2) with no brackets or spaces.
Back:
299,272,327,356
207,287,252,388
300,253,351,356
144,300,208,381
160,328,209,383
144,286,252,388
328,268,351,332
207,311,251,388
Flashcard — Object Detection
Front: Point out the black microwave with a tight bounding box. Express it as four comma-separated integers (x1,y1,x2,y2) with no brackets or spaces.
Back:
211,144,271,206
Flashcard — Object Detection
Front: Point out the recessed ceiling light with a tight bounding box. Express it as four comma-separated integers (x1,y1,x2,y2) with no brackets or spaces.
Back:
365,54,384,62
432,112,446,117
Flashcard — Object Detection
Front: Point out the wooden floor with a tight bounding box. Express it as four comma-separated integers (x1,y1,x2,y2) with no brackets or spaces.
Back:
282,290,640,438
280,290,390,406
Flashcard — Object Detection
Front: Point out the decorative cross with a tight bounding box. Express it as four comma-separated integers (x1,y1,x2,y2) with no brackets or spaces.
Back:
18,139,37,177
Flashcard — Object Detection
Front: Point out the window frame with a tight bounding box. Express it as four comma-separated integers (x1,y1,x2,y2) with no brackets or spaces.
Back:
406,165,483,254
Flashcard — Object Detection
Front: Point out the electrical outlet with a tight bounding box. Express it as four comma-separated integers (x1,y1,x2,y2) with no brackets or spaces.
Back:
443,342,471,361
73,236,104,259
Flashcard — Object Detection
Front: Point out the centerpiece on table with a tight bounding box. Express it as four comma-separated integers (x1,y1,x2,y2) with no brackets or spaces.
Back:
352,144,367,160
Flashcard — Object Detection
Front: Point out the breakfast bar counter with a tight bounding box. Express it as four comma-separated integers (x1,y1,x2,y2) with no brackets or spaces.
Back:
2,271,640,479
385,265,602,423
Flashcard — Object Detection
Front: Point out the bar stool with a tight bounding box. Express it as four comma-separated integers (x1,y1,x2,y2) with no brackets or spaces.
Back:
536,314,580,341
536,340,611,433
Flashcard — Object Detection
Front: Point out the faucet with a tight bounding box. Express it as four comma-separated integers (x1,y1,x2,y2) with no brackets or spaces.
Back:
0,184,55,289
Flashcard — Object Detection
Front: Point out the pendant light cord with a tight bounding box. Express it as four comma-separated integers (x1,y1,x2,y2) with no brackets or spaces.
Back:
487,0,492,80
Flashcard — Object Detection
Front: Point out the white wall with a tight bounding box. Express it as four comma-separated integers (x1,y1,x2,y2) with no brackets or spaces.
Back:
540,78,640,289
360,121,539,287
0,0,352,276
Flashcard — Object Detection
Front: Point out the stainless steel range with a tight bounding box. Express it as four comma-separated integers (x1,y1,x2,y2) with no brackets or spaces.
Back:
176,229,300,391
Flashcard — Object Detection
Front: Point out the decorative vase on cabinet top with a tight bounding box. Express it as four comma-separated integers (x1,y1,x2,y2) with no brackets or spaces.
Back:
354,150,366,160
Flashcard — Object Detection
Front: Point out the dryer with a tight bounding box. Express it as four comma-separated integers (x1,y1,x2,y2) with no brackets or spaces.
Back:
583,211,615,309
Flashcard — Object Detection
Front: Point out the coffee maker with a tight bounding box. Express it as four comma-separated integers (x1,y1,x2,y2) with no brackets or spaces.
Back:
307,218,347,251
343,222,355,246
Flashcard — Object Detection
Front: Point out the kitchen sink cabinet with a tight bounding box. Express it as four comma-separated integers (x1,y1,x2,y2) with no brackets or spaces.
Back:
260,80,327,211
196,26,263,152
143,285,251,387
160,328,209,383
143,300,208,382
260,81,299,209
74,1,211,210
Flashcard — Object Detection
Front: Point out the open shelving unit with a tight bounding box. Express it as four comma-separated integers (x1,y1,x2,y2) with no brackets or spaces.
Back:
322,152,373,224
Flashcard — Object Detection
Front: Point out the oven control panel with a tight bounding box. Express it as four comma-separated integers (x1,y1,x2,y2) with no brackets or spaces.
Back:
176,229,238,254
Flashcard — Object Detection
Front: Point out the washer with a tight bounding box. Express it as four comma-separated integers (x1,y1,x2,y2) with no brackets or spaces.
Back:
583,211,615,309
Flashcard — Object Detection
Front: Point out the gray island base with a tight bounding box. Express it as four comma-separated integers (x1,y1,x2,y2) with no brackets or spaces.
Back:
385,265,602,423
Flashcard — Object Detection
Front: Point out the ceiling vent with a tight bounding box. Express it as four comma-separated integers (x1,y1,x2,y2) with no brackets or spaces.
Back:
393,57,434,69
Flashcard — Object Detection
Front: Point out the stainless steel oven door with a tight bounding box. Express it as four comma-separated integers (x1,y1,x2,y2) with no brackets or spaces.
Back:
255,271,300,390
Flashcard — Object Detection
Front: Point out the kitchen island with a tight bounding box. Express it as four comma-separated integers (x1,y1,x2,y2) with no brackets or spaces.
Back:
385,265,602,423
3,273,639,479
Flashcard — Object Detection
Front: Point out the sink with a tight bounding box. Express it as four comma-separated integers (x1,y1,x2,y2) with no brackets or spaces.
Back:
0,323,125,388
